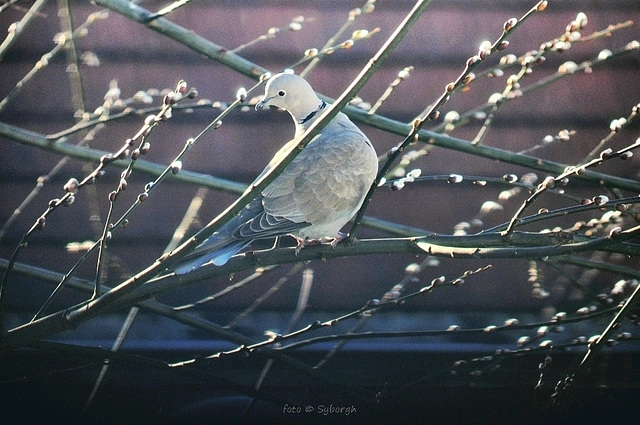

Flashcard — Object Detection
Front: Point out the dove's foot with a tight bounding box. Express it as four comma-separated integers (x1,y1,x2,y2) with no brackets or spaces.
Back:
330,232,347,249
294,238,305,256
294,233,348,255
294,238,318,255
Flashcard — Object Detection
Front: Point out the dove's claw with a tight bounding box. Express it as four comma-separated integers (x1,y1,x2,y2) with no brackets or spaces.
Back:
294,240,304,256
295,235,341,255
330,232,347,249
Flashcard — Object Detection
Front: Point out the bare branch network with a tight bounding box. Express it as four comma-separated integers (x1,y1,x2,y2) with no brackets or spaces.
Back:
0,0,639,420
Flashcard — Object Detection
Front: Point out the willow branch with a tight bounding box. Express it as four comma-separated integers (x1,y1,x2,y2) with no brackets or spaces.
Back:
279,306,619,352
552,281,640,403
93,0,267,79
0,0,48,61
553,255,640,280
0,10,109,113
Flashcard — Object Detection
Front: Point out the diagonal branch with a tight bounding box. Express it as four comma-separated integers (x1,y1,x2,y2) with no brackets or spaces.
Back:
551,281,640,404
93,0,267,79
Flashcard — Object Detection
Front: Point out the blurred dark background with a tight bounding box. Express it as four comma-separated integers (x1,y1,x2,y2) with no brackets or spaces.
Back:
1,1,640,423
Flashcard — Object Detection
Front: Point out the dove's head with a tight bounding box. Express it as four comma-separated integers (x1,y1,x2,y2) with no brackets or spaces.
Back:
256,73,323,124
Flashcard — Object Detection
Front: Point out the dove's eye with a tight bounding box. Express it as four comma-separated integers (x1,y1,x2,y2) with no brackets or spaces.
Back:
278,90,286,97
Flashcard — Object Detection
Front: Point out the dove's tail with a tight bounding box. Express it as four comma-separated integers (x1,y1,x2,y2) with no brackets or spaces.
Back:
172,238,250,275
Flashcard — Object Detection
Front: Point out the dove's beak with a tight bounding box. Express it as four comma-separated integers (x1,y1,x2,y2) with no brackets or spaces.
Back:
255,97,269,111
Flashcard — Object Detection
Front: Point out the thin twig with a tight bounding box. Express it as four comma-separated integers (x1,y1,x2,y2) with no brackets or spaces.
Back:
4,40,640,195
279,306,619,352
503,112,640,236
367,66,414,116
545,262,610,304
426,20,637,139
165,187,209,253
90,0,640,194
473,8,588,145
551,281,640,404
315,257,428,369
229,16,311,54
0,10,109,113
299,0,375,77
22,84,191,320
554,255,640,280
173,266,277,311
244,268,314,414
0,0,22,14
484,194,640,234
45,100,210,140
0,118,103,241
3,224,640,350
192,265,492,362
85,182,209,408
29,82,248,318
102,227,640,316
83,306,139,412
226,263,305,329
0,0,48,61
579,105,639,165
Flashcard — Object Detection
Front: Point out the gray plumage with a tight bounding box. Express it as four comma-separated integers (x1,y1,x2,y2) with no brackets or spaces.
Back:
173,73,378,274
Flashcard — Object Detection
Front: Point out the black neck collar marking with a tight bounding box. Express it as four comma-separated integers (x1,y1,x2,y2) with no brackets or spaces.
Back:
299,100,327,124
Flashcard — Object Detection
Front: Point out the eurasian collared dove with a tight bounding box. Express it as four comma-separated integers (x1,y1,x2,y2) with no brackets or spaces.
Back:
173,72,378,274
